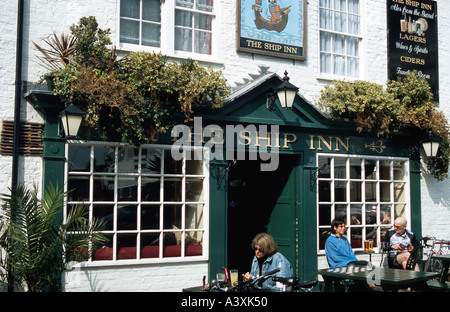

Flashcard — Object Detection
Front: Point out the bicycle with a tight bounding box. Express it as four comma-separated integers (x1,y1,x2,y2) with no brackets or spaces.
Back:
271,276,318,292
421,236,450,281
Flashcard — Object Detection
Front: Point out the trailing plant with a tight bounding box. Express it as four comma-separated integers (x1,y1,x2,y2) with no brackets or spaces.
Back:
0,184,108,292
36,16,229,145
318,71,449,181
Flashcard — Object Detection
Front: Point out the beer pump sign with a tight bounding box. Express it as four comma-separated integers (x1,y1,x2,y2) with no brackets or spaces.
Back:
387,0,439,101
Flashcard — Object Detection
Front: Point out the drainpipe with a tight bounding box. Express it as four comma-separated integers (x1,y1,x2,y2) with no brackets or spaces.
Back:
9,0,24,293
12,0,24,192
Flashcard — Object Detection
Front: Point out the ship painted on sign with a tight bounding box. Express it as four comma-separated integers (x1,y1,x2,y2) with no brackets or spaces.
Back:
252,0,291,32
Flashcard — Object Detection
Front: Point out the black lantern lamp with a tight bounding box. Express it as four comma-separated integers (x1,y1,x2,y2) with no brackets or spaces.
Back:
58,101,86,138
267,71,299,109
421,130,441,158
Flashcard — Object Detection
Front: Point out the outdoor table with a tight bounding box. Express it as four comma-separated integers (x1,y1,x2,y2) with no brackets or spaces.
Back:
314,264,440,292
431,254,450,283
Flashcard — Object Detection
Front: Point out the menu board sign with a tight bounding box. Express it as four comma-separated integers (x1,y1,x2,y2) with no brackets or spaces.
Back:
387,0,439,101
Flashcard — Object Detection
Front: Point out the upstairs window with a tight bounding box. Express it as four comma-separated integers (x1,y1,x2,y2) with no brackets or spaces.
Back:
319,0,361,78
119,0,215,58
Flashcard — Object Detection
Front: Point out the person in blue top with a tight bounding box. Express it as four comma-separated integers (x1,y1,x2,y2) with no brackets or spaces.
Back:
325,218,368,268
242,233,293,290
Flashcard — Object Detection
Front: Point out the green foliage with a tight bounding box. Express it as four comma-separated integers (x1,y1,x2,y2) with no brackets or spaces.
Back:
318,71,449,181
42,16,230,145
0,184,108,291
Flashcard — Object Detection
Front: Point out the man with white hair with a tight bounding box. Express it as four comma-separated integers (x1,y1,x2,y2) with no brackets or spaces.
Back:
383,216,419,271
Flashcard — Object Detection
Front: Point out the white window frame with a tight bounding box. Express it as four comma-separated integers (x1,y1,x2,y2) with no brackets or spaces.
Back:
316,153,411,254
117,0,218,63
64,141,210,267
318,0,364,80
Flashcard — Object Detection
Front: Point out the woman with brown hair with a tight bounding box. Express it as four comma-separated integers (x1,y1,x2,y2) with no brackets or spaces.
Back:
242,233,293,290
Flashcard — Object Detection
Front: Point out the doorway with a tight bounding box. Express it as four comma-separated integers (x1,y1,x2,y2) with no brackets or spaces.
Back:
227,154,300,276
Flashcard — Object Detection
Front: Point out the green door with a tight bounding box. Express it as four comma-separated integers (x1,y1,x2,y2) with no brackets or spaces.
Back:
227,154,299,276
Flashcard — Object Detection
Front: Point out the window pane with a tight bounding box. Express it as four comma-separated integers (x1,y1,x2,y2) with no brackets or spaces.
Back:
334,12,347,32
177,0,194,9
350,181,362,201
394,182,405,202
348,14,360,35
186,150,203,174
164,204,182,229
176,10,192,27
320,31,332,52
117,234,137,259
194,30,211,54
365,204,376,224
195,13,212,30
365,181,377,202
320,53,332,74
164,178,182,201
120,19,140,44
334,181,347,202
142,0,161,22
335,204,347,221
175,28,193,52
141,177,160,201
380,204,392,224
118,147,138,173
164,150,182,174
395,204,406,219
93,176,114,201
142,148,161,174
319,8,332,30
348,0,360,14
350,204,362,225
333,55,345,75
319,204,332,226
196,0,213,12
365,160,377,179
142,22,161,47
141,233,160,258
334,158,346,178
186,204,204,229
68,145,90,172
350,158,361,179
117,204,137,230
93,204,114,230
121,0,140,19
319,181,331,201
334,0,346,11
318,157,331,178
186,178,204,202
118,177,138,201
380,182,391,202
141,204,160,229
68,175,89,201
94,147,115,172
186,231,203,256
393,161,405,180
380,160,391,180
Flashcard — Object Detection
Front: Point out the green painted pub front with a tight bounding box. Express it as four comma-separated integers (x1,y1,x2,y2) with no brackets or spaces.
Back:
26,73,422,284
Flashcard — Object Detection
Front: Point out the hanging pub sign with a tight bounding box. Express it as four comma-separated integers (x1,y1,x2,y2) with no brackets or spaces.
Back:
237,0,306,60
387,0,439,101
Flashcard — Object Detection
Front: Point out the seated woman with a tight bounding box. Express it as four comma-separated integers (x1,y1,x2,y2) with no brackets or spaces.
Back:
242,233,293,290
325,218,368,268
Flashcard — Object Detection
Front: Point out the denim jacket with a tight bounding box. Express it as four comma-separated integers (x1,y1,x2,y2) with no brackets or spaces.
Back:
249,252,293,290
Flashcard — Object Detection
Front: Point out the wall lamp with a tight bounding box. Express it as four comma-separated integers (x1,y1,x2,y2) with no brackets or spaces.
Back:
421,130,441,158
267,70,299,110
58,101,86,138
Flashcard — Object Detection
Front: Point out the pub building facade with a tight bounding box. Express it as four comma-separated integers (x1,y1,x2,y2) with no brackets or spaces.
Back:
1,0,450,291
